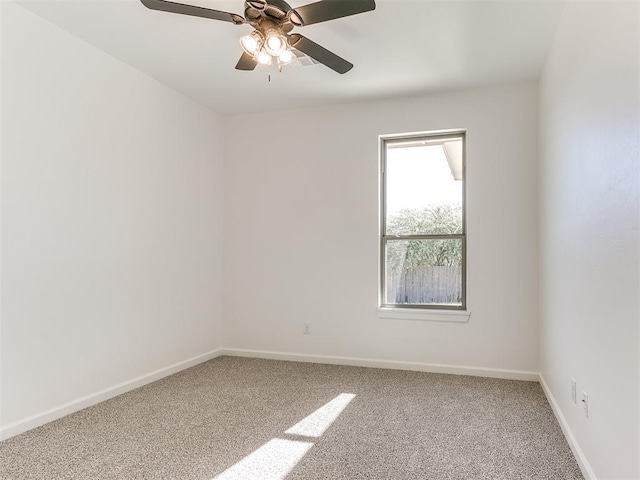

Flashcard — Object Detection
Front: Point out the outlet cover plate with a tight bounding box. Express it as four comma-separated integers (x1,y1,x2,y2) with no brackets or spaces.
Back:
582,392,589,418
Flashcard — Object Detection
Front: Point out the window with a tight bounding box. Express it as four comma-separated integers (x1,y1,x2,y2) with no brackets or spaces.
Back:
380,131,466,311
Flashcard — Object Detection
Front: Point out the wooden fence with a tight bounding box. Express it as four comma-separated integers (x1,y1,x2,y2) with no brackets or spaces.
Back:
387,266,462,304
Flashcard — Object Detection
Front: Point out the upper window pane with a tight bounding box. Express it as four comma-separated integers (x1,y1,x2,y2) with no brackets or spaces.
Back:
385,137,463,236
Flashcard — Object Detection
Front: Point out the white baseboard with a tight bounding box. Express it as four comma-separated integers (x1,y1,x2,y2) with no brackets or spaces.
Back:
0,348,223,441
539,374,596,480
221,348,539,381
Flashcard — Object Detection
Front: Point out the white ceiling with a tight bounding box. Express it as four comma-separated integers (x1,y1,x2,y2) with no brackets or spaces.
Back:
19,0,565,115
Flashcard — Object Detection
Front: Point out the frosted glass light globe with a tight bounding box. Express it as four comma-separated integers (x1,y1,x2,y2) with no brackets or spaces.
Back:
240,32,263,55
278,49,294,64
267,35,283,51
264,34,286,56
257,50,272,65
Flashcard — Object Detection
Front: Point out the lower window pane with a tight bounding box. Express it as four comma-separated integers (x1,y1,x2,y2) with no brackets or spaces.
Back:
385,239,463,306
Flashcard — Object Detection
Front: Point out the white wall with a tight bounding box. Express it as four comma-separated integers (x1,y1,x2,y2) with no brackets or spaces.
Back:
0,3,224,433
223,82,539,374
539,1,640,479
5,4,636,476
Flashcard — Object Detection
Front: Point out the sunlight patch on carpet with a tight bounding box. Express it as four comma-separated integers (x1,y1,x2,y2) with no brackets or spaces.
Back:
212,393,356,479
285,393,356,438
213,439,313,480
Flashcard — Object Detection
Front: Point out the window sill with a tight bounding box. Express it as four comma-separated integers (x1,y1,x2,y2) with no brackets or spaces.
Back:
377,307,471,323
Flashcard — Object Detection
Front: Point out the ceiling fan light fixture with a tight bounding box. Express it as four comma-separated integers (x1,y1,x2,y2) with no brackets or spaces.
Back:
239,31,264,55
256,49,273,65
278,49,295,65
264,32,286,56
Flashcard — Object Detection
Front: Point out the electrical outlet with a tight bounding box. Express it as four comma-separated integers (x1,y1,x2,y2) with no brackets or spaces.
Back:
303,323,311,335
571,379,577,404
581,392,589,418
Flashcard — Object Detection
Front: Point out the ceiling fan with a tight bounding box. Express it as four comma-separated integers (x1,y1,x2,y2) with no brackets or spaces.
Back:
140,0,376,74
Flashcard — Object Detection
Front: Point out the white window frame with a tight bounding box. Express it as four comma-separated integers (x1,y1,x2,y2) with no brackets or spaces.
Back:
378,130,468,319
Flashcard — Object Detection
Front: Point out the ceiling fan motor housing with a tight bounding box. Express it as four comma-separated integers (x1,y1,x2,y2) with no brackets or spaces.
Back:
244,1,295,33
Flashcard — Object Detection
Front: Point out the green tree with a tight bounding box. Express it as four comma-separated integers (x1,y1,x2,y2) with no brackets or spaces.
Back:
386,204,462,271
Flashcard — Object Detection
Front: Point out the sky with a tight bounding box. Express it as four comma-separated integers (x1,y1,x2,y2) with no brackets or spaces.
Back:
385,144,462,217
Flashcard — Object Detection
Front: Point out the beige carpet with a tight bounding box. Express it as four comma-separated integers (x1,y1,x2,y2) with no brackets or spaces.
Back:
0,356,583,479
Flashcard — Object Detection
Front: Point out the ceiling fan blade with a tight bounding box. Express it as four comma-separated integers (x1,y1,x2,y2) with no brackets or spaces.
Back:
291,0,375,26
140,0,244,24
288,34,353,74
236,52,258,71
